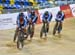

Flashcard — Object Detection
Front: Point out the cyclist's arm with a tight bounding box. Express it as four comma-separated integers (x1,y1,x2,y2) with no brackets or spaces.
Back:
61,12,65,21
24,22,27,28
47,13,52,23
23,15,28,23
42,14,45,21
24,15,29,27
16,15,20,27
55,13,60,20
32,15,37,23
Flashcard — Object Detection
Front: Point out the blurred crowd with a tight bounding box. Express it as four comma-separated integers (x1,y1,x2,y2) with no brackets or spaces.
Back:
0,0,75,14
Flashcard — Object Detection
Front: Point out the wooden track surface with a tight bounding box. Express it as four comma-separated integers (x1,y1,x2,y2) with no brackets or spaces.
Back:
0,18,75,55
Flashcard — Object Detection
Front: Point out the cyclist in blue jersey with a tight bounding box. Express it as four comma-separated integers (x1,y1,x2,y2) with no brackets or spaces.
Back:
13,11,28,42
53,10,65,35
42,11,52,33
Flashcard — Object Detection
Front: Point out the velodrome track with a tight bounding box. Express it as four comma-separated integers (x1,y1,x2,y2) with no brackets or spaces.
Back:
0,18,75,55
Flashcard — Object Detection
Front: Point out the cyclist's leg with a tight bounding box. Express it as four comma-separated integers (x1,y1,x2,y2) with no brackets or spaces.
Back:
40,22,44,38
43,21,45,33
53,21,58,35
58,22,62,34
30,24,34,39
60,22,62,31
47,22,49,33
40,30,43,38
13,27,19,42
32,24,34,32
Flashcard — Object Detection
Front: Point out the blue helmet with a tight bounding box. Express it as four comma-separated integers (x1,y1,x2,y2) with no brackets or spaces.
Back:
31,10,35,15
19,12,24,16
45,11,48,15
58,11,62,14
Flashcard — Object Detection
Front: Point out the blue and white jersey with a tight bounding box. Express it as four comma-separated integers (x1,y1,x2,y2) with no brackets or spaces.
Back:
28,13,37,23
56,11,65,21
42,12,52,23
16,13,28,27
